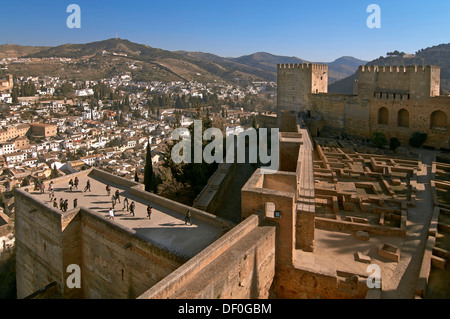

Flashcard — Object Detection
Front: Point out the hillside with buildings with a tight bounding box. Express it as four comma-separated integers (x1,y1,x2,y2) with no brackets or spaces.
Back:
1,39,365,85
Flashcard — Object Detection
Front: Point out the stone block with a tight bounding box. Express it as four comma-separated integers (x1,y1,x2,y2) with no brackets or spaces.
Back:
355,230,370,241
431,255,446,270
378,243,400,262
355,252,371,264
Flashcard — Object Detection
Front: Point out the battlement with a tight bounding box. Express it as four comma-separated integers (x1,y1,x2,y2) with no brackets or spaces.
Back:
358,65,437,74
278,63,328,71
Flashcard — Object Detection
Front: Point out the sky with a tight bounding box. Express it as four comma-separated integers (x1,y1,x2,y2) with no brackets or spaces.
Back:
0,0,449,62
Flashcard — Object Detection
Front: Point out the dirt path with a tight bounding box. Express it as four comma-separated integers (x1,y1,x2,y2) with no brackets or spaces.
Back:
381,150,436,298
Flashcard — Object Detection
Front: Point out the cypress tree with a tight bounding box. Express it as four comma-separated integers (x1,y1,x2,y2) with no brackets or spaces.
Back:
144,143,153,192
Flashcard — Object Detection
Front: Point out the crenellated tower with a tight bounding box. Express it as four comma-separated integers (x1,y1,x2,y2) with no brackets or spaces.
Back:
277,63,328,119
355,65,440,100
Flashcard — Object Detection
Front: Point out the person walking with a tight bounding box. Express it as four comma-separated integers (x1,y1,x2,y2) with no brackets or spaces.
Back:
123,197,129,211
53,198,58,209
185,210,192,226
74,177,79,190
129,201,135,217
48,181,54,192
40,181,45,194
59,198,64,210
84,179,91,192
64,199,69,212
49,189,54,200
115,190,121,203
147,205,152,219
111,195,116,209
69,179,74,191
73,198,78,209
106,184,111,196
109,207,114,220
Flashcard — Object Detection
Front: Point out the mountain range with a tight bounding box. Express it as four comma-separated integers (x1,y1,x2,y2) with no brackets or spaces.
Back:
0,38,366,85
1,39,448,94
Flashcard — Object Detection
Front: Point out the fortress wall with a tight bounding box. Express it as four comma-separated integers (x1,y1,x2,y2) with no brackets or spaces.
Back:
259,114,278,129
79,208,186,299
375,66,410,93
344,99,371,137
357,65,441,100
280,111,299,132
241,174,296,266
139,214,276,299
60,210,82,299
161,221,276,299
370,98,450,149
309,94,371,137
274,265,368,299
14,188,65,299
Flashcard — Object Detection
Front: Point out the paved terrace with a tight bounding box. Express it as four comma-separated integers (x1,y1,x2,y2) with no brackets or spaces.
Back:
26,169,233,259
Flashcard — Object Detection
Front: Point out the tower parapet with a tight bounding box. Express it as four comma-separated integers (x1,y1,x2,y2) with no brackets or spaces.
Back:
356,65,440,99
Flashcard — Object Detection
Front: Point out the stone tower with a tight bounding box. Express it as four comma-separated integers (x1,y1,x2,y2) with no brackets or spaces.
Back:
355,65,440,100
277,63,328,121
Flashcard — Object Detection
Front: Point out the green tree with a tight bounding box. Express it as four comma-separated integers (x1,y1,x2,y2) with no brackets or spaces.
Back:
144,143,153,192
372,131,388,149
134,171,139,183
50,164,59,179
409,132,427,148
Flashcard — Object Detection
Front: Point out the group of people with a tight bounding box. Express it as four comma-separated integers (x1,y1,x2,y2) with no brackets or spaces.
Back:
68,177,79,191
52,197,77,212
38,177,194,226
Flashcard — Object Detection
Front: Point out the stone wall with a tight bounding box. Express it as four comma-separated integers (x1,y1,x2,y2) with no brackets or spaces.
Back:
14,168,235,299
79,208,185,299
14,186,188,299
273,265,368,299
14,189,66,299
138,214,276,299
278,63,449,149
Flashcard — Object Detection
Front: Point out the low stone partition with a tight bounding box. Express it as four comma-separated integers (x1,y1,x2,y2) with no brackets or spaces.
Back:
315,217,406,238
130,186,233,231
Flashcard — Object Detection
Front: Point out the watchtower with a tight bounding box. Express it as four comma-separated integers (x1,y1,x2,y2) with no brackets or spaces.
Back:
277,63,328,121
355,65,440,100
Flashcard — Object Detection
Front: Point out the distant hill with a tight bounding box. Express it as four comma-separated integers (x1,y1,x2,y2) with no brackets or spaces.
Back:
230,52,367,84
329,43,450,94
1,38,366,85
0,44,50,59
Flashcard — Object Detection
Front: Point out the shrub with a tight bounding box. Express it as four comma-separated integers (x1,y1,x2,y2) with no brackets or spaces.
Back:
389,137,401,151
372,131,388,149
409,132,427,148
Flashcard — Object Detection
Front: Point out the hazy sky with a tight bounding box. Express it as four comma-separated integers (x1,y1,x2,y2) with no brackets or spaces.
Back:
1,0,449,62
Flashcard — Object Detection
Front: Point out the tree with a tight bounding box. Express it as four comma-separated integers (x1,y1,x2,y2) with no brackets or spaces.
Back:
372,131,388,149
389,137,401,151
144,143,153,192
409,132,427,148
134,170,139,183
50,164,59,179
